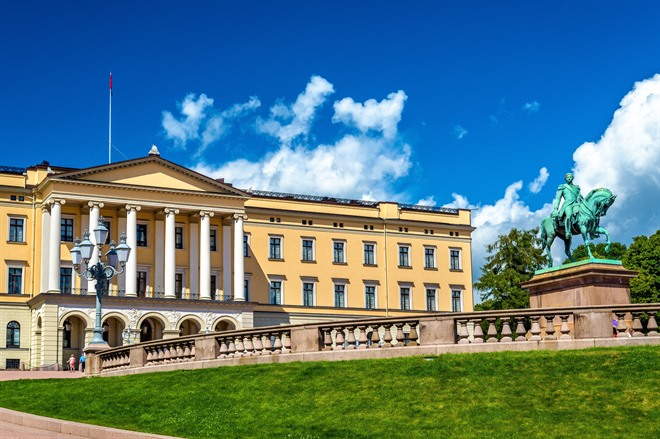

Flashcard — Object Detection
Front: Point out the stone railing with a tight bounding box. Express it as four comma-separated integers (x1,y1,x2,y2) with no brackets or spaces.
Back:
89,304,660,377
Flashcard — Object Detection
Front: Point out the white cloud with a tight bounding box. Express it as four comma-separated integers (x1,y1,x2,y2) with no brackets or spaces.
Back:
523,101,541,113
572,74,660,240
256,75,334,145
332,90,407,140
162,94,261,157
528,167,549,193
453,125,468,139
194,76,412,200
417,196,436,207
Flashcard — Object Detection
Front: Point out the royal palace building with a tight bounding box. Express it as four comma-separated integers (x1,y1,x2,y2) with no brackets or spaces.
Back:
0,148,474,369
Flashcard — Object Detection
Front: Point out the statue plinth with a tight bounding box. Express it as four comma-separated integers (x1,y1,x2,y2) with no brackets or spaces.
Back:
522,259,637,309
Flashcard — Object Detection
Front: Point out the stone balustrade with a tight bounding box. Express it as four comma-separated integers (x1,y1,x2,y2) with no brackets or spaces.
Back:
88,303,660,377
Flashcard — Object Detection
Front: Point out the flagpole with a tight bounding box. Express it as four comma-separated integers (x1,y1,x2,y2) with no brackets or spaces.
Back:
109,72,112,164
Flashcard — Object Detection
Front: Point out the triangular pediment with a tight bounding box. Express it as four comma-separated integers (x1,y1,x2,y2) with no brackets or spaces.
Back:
52,155,247,197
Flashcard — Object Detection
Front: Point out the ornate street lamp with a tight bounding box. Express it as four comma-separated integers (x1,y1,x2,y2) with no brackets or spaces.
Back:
69,216,131,353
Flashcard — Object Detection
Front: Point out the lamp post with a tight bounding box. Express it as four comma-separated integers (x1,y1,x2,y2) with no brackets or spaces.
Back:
69,217,131,353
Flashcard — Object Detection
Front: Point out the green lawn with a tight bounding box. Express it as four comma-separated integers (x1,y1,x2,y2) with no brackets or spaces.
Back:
1,345,658,438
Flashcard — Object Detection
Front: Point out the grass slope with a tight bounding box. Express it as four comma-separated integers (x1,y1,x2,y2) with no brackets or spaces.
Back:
1,346,659,438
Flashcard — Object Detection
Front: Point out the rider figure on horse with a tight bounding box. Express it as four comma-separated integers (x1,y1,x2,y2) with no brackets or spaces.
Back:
551,172,583,239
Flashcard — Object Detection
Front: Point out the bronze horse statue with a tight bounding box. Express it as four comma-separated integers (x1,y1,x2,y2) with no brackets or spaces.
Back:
540,188,616,267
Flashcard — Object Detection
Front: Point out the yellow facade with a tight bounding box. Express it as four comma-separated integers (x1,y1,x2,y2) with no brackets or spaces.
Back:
0,152,474,369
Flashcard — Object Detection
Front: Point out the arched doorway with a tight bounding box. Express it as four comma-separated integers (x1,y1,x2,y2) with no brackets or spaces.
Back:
179,318,201,336
61,315,87,368
214,319,236,332
101,316,125,348
139,316,165,343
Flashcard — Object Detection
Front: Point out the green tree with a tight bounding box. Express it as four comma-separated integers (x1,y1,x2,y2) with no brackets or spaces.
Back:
564,242,628,263
622,231,660,303
474,228,547,310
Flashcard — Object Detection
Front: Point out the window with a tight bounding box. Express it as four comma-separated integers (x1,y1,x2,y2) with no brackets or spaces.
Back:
243,234,250,257
60,268,72,294
6,321,20,348
61,218,74,242
452,290,463,312
334,284,346,308
333,240,346,263
269,236,282,259
175,273,183,299
210,229,217,251
399,245,411,267
426,288,437,311
301,239,315,261
400,287,411,310
137,224,148,247
244,279,249,301
269,281,282,305
6,359,20,369
303,282,315,306
137,271,147,297
363,243,376,265
211,275,217,300
365,285,376,309
450,249,462,270
8,267,22,294
424,246,436,269
9,217,24,242
175,226,184,249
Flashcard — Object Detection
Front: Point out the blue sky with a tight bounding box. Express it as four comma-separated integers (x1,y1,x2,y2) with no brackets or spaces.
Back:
1,1,659,291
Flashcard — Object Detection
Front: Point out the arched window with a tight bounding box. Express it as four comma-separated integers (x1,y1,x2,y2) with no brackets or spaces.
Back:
6,321,20,348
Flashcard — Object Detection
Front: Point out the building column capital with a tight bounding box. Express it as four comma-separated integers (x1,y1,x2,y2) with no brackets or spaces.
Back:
126,204,142,213
233,213,247,222
88,201,104,209
199,210,215,219
164,207,180,216
48,198,66,207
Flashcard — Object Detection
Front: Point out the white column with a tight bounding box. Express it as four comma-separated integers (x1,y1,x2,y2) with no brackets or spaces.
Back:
87,202,103,294
40,206,51,293
233,214,246,301
222,223,232,298
47,199,65,293
125,205,141,297
164,208,178,298
189,219,199,297
199,211,213,300
154,219,164,295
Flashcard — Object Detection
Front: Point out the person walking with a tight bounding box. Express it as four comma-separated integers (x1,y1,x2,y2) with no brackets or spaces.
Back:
79,353,86,373
68,354,76,373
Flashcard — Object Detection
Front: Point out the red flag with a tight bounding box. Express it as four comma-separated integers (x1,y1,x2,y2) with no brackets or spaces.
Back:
109,72,113,96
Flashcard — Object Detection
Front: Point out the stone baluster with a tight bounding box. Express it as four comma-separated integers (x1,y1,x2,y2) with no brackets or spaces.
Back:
486,318,498,343
244,335,255,356
146,347,154,364
369,327,380,348
646,312,659,337
457,320,470,344
345,326,356,350
356,326,368,349
631,313,644,337
334,328,345,350
395,324,406,346
382,324,394,348
529,316,542,341
218,338,228,358
322,328,333,351
559,315,571,340
262,334,274,354
500,318,513,342
253,335,264,355
615,312,628,338
514,317,527,342
227,337,237,357
408,322,419,346
189,343,195,360
472,319,485,343
272,333,283,354
235,336,245,356
544,315,556,341
282,332,291,353
157,346,165,362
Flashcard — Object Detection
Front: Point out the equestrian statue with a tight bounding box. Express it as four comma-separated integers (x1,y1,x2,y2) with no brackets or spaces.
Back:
540,172,617,267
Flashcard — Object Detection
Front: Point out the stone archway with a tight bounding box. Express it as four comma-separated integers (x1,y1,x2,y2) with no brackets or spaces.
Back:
138,315,166,342
102,316,126,348
61,314,88,368
214,319,237,332
179,318,201,336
